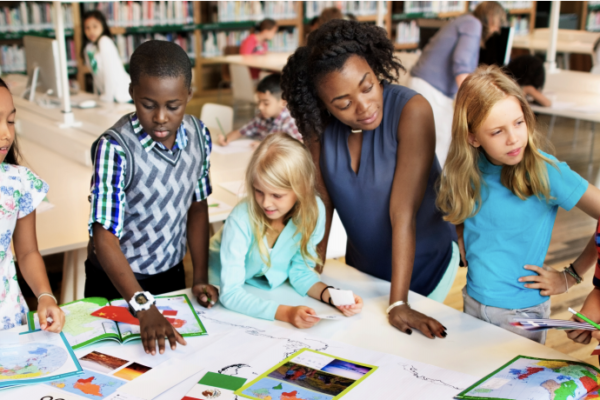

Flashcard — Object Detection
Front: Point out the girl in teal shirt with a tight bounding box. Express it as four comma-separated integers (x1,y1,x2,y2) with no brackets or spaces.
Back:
209,133,363,328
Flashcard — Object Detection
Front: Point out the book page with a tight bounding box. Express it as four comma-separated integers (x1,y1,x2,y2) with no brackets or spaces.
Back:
29,297,120,350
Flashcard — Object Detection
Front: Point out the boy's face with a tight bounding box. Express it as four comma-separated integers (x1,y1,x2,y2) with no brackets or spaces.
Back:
129,75,192,149
257,91,286,120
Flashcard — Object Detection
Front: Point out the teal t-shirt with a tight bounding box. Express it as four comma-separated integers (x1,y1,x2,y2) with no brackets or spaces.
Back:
464,151,588,309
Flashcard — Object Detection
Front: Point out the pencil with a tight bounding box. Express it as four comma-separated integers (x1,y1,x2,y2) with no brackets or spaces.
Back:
215,117,226,138
568,308,600,330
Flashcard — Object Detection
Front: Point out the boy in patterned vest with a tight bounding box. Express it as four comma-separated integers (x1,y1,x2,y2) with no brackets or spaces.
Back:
86,40,219,355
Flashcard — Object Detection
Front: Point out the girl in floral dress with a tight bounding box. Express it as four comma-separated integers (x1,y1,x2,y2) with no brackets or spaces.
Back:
0,77,64,332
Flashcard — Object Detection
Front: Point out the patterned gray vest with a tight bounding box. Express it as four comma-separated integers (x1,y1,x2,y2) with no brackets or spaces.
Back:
90,114,206,275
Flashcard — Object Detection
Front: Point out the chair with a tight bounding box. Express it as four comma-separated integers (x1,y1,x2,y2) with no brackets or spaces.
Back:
230,63,257,115
200,103,234,138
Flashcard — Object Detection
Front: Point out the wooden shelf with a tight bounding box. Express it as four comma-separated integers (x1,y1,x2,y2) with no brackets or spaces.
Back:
508,8,535,15
355,15,379,22
437,11,465,19
394,42,419,50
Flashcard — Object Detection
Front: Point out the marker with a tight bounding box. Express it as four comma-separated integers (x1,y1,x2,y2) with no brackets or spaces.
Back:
568,308,600,330
204,287,215,306
208,203,219,208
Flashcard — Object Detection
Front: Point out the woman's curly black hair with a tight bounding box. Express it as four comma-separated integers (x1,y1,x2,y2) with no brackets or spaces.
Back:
281,19,404,140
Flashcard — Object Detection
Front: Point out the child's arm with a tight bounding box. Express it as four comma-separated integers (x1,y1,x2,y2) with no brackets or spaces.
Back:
217,130,242,146
93,224,186,355
13,211,65,332
521,235,597,295
522,85,552,107
567,286,600,344
187,200,219,308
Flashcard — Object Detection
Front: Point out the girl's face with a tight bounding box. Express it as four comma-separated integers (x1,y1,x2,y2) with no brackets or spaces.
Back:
253,178,298,223
468,95,528,166
0,87,15,164
84,17,104,43
317,55,384,132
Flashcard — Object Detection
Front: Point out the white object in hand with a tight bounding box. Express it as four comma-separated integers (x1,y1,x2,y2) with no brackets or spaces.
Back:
328,289,355,306
314,314,344,320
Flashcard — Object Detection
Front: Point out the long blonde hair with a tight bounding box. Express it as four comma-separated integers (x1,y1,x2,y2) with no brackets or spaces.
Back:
437,65,554,225
245,133,321,267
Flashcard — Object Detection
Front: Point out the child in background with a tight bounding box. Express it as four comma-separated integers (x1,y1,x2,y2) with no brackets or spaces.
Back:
437,65,600,343
209,133,363,328
240,18,278,81
86,41,218,355
0,77,64,332
217,73,302,148
82,10,131,103
505,55,552,107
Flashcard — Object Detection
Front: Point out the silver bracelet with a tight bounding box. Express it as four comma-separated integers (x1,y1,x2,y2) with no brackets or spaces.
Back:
37,292,57,304
563,270,569,294
386,300,410,315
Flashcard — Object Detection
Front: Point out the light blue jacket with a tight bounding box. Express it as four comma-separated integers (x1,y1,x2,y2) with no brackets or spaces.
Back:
209,197,325,320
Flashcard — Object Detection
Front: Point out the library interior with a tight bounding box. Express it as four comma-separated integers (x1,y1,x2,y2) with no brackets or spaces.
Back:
7,1,600,400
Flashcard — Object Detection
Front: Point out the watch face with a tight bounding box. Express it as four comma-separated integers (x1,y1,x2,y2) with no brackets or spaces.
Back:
135,294,148,305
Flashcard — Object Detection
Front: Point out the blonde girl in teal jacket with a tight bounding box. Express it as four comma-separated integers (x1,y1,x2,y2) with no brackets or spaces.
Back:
209,133,363,328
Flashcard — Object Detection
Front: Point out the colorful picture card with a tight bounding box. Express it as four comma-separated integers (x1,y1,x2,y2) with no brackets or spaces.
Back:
235,349,377,400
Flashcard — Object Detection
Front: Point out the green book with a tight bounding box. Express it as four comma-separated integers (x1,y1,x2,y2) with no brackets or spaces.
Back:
456,355,600,400
27,294,207,350
236,348,377,400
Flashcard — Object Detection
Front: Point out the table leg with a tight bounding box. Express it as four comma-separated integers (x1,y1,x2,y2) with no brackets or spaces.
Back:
572,119,580,149
60,248,87,304
548,115,557,139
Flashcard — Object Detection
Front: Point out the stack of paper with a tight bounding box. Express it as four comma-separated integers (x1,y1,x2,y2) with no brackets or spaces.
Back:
511,317,596,332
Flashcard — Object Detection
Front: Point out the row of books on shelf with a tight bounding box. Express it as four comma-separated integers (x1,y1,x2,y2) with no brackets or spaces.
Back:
115,32,195,64
83,1,194,28
589,1,600,7
509,15,529,36
201,28,298,57
395,20,419,45
469,1,533,11
217,1,297,22
403,1,466,14
304,1,382,19
0,40,76,74
0,2,73,32
587,11,600,32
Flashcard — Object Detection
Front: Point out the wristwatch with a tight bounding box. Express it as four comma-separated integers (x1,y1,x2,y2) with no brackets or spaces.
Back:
128,291,155,317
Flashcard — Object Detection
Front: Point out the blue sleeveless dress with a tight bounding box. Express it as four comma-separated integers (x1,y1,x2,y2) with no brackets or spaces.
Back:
320,83,456,296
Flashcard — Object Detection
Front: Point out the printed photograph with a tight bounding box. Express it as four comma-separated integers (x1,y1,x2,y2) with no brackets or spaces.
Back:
242,377,333,400
112,362,152,381
321,359,372,380
79,351,129,374
268,362,354,396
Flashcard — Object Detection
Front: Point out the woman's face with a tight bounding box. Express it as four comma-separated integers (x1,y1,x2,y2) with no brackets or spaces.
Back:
487,15,503,39
84,17,104,43
317,55,384,132
0,87,15,164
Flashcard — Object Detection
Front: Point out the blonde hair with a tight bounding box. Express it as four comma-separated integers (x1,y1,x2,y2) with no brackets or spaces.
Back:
437,65,554,225
245,133,321,267
473,1,507,44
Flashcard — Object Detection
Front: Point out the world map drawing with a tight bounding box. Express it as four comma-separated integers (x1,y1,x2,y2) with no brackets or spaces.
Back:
461,357,600,400
49,370,126,399
0,343,67,380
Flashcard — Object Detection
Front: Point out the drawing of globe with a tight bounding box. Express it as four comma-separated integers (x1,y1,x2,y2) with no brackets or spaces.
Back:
0,343,68,380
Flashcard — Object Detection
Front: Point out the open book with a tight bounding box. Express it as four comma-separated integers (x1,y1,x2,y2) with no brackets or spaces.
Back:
456,355,600,399
27,294,207,350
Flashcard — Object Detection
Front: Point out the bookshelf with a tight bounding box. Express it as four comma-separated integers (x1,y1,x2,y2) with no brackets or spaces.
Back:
469,1,536,35
582,1,600,31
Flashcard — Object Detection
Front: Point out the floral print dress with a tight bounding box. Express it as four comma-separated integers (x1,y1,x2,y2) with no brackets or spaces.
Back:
0,164,48,330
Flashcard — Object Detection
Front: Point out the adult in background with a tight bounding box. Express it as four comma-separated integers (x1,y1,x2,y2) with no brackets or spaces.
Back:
281,20,458,339
409,1,506,166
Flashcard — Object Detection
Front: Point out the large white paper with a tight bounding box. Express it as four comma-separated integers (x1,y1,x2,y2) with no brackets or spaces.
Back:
219,180,246,198
212,139,255,155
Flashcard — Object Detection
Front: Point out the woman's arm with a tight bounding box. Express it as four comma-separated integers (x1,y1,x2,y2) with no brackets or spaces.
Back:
306,136,335,273
387,94,447,339
13,211,65,332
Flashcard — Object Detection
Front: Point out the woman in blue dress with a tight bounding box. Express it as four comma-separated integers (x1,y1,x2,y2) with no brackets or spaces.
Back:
281,19,459,339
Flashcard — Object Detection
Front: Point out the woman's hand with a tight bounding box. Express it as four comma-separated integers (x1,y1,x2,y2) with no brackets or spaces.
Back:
192,283,219,309
276,305,319,329
138,306,187,355
336,294,363,317
519,265,574,296
37,296,65,333
388,304,447,338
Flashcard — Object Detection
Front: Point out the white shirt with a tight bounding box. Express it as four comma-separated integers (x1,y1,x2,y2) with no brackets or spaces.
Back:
84,36,131,103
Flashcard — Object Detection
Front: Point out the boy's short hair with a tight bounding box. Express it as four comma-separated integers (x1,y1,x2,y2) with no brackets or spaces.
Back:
257,73,282,99
130,40,192,89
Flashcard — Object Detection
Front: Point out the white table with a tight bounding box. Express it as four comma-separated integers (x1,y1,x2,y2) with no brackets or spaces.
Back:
7,260,580,400
203,52,292,72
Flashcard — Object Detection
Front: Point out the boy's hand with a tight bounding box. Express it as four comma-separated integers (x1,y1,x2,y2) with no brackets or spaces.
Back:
567,289,600,344
336,294,363,317
192,283,219,309
217,135,228,146
38,296,65,333
250,141,260,149
520,264,574,296
138,306,186,355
